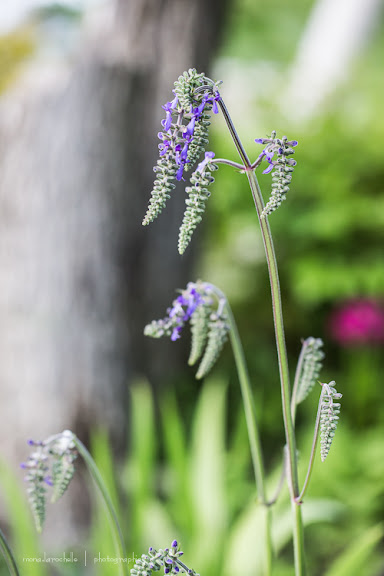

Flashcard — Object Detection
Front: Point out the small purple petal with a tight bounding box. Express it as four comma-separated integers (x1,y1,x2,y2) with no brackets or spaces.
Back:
172,540,178,548
180,143,189,161
196,151,215,174
164,111,173,131
170,95,178,110
20,463,27,469
165,569,170,574
171,327,182,341
176,164,184,181
254,138,264,144
185,117,196,137
27,439,35,446
174,567,179,573
263,163,274,175
211,99,219,114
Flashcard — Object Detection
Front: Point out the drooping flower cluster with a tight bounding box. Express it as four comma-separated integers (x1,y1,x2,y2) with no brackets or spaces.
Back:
143,69,221,226
131,541,199,576
178,151,218,255
20,430,78,532
254,132,298,218
329,299,384,347
295,337,324,404
319,382,342,462
144,281,229,379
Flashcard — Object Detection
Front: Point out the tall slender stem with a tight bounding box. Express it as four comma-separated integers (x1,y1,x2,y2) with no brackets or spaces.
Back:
296,389,323,503
0,528,20,576
246,168,306,576
218,98,306,575
74,438,127,576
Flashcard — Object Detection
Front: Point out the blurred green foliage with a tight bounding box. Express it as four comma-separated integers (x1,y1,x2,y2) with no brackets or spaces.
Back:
2,379,383,575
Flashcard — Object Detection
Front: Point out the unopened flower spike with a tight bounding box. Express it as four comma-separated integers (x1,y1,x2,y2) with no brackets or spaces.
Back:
319,381,342,462
295,337,325,405
21,430,78,532
143,68,222,228
178,151,218,255
254,131,298,218
131,541,199,576
144,281,229,378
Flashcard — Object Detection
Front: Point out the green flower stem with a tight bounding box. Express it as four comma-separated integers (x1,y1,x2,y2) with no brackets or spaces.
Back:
73,438,127,576
296,388,323,503
206,283,272,575
214,158,245,170
218,99,251,167
246,168,306,576
218,97,306,575
0,528,20,576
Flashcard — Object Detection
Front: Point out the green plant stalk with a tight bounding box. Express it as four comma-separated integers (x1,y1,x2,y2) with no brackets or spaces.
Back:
296,388,323,503
0,527,20,576
246,167,305,576
74,438,127,576
218,98,306,575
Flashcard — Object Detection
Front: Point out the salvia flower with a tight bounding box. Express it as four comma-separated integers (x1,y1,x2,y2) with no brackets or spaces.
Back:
21,430,78,532
254,131,298,218
144,281,229,378
178,151,218,255
329,299,384,347
131,541,198,576
143,68,222,227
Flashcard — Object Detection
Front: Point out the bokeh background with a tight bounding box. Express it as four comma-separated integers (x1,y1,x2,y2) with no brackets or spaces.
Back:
0,0,383,575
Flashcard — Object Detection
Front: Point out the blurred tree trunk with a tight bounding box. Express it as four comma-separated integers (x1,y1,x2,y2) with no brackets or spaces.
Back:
0,0,227,543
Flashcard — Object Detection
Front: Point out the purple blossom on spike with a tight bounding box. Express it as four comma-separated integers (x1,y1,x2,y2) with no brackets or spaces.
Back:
197,151,215,174
263,163,274,175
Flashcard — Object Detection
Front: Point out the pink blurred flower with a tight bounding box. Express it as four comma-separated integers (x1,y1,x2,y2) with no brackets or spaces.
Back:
329,299,384,346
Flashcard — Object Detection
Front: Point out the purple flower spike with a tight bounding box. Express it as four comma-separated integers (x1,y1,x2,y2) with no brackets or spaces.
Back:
172,540,178,548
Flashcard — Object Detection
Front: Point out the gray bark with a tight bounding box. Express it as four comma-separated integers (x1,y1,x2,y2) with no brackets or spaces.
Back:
0,0,227,544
